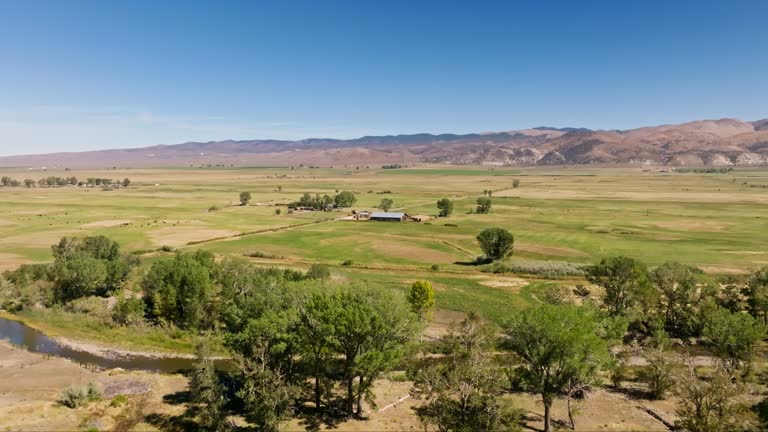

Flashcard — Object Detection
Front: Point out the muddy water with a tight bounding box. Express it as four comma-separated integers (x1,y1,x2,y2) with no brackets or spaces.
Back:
0,316,229,373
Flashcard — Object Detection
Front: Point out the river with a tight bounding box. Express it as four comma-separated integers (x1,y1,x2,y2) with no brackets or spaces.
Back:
0,316,228,373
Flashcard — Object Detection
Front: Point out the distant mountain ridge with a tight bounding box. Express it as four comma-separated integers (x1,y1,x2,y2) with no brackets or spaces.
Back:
1,117,767,168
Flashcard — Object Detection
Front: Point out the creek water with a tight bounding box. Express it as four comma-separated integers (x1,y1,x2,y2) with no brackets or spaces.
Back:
0,316,228,373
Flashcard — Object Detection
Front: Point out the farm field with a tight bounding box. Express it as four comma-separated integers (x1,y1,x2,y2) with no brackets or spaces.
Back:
1,165,767,326
2,164,768,431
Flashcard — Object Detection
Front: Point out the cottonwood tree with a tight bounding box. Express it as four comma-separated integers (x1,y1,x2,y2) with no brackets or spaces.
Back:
142,251,216,330
190,341,230,432
637,349,681,400
334,191,357,207
436,198,454,217
745,267,768,325
407,280,435,322
585,256,653,317
476,196,492,214
648,261,704,338
239,191,252,206
701,307,765,375
476,228,514,262
412,314,521,432
379,198,394,212
318,286,417,417
503,303,612,432
675,363,748,432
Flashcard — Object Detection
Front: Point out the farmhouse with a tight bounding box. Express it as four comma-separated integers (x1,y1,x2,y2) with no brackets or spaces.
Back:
370,212,406,222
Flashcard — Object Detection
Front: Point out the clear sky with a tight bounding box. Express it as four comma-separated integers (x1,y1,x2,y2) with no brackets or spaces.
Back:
1,0,767,155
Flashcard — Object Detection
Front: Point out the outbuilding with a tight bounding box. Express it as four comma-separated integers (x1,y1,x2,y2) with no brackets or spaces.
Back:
370,212,406,222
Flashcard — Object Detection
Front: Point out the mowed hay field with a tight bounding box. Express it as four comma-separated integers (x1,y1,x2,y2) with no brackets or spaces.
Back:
1,165,767,324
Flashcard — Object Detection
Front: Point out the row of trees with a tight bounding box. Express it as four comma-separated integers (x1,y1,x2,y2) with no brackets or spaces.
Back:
0,176,130,188
288,191,357,210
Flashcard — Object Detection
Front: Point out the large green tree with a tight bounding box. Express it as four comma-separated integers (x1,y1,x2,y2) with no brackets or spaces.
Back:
142,252,215,330
648,262,704,338
503,304,612,432
476,228,514,262
702,307,765,374
745,267,768,325
436,198,454,217
585,256,652,317
334,191,357,207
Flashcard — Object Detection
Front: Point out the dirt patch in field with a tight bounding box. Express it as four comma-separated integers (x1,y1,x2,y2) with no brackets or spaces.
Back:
698,265,749,275
0,253,34,271
369,241,459,264
148,227,239,247
645,220,734,232
82,219,133,228
0,230,79,248
516,242,589,257
424,309,468,339
472,275,529,291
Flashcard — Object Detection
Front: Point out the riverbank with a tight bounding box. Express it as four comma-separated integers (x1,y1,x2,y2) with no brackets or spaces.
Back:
0,310,228,360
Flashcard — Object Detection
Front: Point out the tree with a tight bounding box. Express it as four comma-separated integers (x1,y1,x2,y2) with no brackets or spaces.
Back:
378,198,394,212
122,178,131,187
298,291,335,410
436,198,454,217
51,252,108,302
585,256,652,317
476,228,514,262
412,314,521,432
315,286,417,417
701,307,765,375
675,363,747,432
648,262,703,338
476,197,492,214
334,191,357,207
637,350,680,399
190,341,230,431
142,252,215,330
745,267,768,325
24,179,35,188
239,191,252,206
0,176,10,186
503,304,611,432
407,280,435,322
512,179,520,188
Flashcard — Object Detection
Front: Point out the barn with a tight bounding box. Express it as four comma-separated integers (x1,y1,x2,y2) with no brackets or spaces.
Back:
370,212,406,222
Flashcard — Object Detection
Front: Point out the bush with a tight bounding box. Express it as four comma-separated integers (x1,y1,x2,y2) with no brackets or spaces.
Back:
66,296,111,322
112,296,146,326
59,383,101,408
244,250,284,260
208,205,220,212
483,261,585,279
110,394,128,407
306,264,331,280
444,223,458,227
159,245,175,252
341,259,354,266
430,264,440,271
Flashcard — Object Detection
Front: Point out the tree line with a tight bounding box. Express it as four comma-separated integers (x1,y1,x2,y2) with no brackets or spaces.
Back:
0,176,131,188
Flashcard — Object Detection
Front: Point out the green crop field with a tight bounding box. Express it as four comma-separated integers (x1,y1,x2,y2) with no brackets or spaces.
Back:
2,165,767,324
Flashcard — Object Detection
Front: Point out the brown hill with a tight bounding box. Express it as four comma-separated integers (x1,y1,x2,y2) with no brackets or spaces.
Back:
1,118,767,168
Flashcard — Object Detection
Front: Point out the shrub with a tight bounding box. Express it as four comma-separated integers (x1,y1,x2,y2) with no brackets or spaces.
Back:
244,250,284,260
59,383,101,408
306,264,331,280
159,245,175,252
112,296,146,326
444,223,458,227
341,259,354,266
208,205,220,212
110,394,128,407
66,296,111,322
483,261,585,279
430,264,440,271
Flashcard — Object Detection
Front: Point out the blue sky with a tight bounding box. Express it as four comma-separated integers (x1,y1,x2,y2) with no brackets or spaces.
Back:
0,0,766,155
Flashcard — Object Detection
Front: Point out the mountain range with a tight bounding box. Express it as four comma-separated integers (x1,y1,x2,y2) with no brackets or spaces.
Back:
1,118,767,168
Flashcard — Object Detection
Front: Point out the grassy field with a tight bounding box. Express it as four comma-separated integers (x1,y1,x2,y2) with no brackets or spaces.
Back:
1,165,767,326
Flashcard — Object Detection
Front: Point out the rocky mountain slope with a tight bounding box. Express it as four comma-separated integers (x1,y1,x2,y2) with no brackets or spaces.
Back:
1,118,766,168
